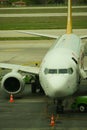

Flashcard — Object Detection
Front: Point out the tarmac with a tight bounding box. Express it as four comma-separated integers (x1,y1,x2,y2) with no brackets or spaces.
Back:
0,88,87,130
0,40,53,65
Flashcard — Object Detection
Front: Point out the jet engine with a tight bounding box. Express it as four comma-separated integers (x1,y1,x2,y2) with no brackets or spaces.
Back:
1,72,25,95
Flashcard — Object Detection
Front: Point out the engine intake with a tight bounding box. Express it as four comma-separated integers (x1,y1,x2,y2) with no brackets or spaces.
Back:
1,72,25,94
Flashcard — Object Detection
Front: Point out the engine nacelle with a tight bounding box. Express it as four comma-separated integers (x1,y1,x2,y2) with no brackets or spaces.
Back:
1,72,25,95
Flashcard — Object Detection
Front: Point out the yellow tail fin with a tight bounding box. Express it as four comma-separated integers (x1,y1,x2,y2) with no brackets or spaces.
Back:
66,0,72,34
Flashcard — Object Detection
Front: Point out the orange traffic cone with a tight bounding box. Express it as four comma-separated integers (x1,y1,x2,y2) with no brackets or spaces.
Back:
50,114,55,127
9,94,14,103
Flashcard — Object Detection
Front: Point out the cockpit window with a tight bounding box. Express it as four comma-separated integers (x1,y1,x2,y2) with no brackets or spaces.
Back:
49,69,57,74
44,68,73,75
72,57,78,64
44,68,57,74
44,68,48,74
68,68,73,74
59,69,67,73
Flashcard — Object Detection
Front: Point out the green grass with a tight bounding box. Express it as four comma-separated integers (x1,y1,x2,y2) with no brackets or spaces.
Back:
0,8,87,14
0,16,87,30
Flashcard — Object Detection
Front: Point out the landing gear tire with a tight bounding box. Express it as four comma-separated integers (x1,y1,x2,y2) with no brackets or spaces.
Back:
56,105,64,114
78,104,87,112
56,100,64,114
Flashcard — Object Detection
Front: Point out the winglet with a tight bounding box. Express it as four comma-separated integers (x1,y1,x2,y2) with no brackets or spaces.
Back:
66,0,72,34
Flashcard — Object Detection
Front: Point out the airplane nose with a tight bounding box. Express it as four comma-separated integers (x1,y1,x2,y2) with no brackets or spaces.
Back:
46,76,69,98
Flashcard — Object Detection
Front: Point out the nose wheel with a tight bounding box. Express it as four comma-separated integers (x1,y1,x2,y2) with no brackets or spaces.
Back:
56,100,64,113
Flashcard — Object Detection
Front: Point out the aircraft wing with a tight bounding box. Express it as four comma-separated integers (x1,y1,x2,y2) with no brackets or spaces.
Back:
80,35,87,39
17,31,58,39
18,31,87,40
0,63,39,75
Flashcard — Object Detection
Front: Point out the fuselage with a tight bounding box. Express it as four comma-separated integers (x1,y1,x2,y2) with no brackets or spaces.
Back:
39,33,84,98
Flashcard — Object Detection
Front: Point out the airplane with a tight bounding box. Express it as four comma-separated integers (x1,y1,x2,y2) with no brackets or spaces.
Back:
0,0,87,112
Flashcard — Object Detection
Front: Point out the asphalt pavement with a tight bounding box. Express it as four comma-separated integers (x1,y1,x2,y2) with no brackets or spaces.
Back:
0,92,87,130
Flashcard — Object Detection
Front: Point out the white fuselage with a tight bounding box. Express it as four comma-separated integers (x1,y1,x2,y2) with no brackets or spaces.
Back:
39,33,84,98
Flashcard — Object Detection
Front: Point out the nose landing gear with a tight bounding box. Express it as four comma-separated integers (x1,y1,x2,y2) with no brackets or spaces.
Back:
55,100,64,113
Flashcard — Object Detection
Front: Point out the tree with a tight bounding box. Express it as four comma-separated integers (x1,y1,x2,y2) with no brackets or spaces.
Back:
5,0,87,6
77,0,87,4
55,0,65,5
